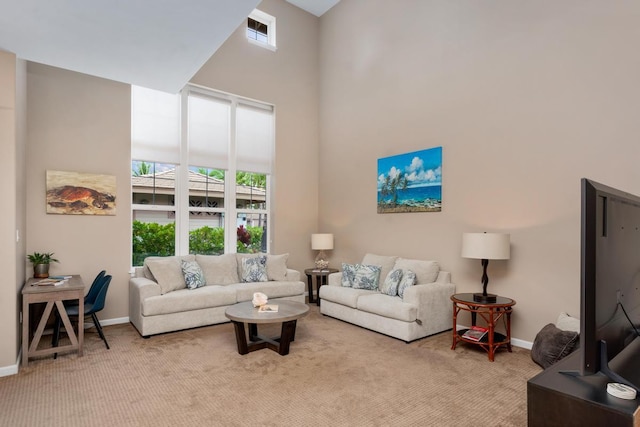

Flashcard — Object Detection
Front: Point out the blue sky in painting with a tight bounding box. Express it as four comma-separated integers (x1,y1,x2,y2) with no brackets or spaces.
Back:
377,147,442,190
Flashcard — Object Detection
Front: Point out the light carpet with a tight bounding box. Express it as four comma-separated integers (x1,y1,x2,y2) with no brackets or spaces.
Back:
0,305,541,426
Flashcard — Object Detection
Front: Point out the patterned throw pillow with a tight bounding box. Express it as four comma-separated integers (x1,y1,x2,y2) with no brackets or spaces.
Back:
380,268,403,296
397,269,416,298
353,264,382,290
241,255,268,283
181,260,206,290
341,263,358,287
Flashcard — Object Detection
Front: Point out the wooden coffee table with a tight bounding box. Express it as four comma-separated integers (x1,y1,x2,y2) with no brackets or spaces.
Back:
225,300,309,356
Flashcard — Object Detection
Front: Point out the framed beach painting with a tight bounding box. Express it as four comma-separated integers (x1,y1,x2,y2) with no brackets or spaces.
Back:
46,170,116,215
377,147,442,213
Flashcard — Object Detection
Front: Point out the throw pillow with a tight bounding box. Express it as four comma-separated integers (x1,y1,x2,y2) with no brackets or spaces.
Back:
397,269,416,298
241,255,268,283
196,254,239,285
353,264,382,290
393,258,439,284
531,323,579,369
266,253,289,281
181,260,206,290
341,263,358,287
380,268,403,296
143,255,195,282
556,312,580,333
361,253,398,286
146,258,187,294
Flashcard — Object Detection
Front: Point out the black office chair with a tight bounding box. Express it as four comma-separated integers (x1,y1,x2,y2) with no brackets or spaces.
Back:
53,274,112,355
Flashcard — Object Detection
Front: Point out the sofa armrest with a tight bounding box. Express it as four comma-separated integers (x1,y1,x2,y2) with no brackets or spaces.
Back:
328,272,342,286
402,281,456,325
285,268,301,282
129,277,162,333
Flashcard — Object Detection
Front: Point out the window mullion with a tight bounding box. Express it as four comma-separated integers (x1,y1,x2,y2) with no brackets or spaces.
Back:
176,90,190,255
226,100,238,253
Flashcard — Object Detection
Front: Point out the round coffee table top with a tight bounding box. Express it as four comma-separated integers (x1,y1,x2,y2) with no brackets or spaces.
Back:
225,300,309,324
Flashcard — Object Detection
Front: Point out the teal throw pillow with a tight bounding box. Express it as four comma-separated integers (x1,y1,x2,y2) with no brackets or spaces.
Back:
353,264,381,290
380,268,403,296
341,263,357,287
241,255,268,283
181,260,206,290
397,269,416,298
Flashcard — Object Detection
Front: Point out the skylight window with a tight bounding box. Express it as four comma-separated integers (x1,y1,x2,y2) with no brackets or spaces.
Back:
247,9,276,51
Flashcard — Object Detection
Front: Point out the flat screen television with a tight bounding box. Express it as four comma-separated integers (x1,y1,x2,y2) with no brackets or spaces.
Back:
580,178,640,390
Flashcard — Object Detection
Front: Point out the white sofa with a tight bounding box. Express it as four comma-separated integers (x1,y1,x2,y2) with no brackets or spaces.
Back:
319,254,455,342
129,253,305,337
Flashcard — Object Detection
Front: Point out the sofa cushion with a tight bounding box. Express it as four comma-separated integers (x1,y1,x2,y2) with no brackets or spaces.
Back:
531,323,579,369
142,285,237,316
320,285,375,308
266,253,289,281
181,259,205,290
393,258,439,284
341,263,358,287
196,254,239,285
353,264,381,290
228,281,305,302
146,257,187,294
362,254,398,286
357,293,417,322
240,255,269,282
397,270,416,298
380,268,403,296
143,255,195,282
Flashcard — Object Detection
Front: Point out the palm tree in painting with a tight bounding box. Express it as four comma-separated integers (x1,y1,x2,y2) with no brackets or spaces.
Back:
380,171,408,208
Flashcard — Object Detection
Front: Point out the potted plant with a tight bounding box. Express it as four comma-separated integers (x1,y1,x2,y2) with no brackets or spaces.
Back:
27,252,59,278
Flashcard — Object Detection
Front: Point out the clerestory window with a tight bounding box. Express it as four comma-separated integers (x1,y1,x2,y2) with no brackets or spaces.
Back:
247,9,276,51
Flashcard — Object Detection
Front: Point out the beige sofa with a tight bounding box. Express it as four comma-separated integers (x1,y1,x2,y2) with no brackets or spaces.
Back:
129,253,305,337
319,254,455,342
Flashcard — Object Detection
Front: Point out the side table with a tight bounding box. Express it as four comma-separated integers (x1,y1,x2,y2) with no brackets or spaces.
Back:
304,268,338,306
450,293,516,362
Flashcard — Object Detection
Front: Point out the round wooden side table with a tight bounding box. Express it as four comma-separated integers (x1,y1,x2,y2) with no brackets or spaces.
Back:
451,293,516,362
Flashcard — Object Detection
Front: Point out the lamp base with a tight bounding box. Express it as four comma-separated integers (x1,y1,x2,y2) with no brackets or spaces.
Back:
473,293,497,303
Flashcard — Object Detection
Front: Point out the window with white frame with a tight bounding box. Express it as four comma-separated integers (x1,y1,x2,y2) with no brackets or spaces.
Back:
247,9,276,51
131,85,274,266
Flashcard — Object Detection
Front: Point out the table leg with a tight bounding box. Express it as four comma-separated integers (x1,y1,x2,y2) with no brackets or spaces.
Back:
278,320,297,356
316,276,324,307
451,302,458,350
232,321,249,355
487,308,496,362
248,323,258,341
306,274,314,303
22,296,30,367
506,309,513,352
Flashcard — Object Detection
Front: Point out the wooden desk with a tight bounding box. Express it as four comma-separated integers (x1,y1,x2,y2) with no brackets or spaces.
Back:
21,275,84,366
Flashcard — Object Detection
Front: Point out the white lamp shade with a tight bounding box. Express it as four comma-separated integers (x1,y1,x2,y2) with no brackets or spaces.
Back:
311,233,334,250
461,232,510,260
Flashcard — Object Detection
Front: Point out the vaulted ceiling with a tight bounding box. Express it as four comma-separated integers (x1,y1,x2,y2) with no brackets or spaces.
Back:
0,0,340,93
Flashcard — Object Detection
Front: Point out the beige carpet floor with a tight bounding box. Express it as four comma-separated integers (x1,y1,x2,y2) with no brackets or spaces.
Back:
0,305,541,426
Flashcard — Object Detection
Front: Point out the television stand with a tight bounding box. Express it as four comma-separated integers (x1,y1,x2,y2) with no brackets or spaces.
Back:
528,351,639,426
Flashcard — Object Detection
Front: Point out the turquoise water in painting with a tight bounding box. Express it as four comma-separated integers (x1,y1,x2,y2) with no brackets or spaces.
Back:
377,184,442,208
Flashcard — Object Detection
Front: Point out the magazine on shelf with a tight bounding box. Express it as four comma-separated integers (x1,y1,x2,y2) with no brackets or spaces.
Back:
462,325,489,341
258,304,279,313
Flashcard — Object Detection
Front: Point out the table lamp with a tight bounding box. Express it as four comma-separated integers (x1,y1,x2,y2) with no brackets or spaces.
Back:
461,232,510,303
311,233,334,270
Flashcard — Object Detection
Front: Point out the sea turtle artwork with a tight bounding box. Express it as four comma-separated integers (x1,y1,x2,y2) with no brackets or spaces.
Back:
46,170,116,215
